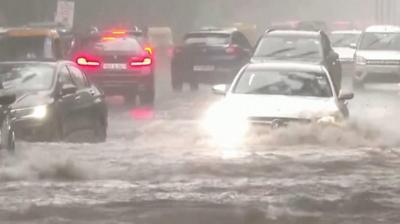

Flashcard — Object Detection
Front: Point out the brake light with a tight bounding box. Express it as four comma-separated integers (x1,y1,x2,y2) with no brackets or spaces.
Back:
129,56,152,67
76,57,101,67
102,36,116,41
226,46,238,54
112,30,127,35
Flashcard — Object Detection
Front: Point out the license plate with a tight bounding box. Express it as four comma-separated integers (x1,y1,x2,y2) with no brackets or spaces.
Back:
103,63,127,70
193,65,215,72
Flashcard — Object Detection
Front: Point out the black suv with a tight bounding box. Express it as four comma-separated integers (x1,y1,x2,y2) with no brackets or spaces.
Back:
171,28,253,91
252,30,342,92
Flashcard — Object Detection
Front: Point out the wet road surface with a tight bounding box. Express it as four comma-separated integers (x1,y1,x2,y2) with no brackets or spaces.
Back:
1,60,400,223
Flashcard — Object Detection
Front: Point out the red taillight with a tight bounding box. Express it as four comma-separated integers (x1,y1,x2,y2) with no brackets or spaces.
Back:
225,46,238,54
129,56,152,67
76,57,101,67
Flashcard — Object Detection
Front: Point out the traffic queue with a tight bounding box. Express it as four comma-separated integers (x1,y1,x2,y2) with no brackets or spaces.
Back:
2,20,400,151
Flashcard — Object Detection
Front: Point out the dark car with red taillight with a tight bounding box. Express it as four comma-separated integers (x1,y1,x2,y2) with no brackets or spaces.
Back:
171,28,253,91
72,32,155,105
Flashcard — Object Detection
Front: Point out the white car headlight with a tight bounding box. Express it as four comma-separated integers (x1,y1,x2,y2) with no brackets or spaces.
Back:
201,102,249,147
355,56,367,65
317,116,336,124
30,105,47,119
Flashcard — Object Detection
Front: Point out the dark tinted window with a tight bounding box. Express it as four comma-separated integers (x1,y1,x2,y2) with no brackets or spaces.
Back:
0,63,55,92
184,33,231,45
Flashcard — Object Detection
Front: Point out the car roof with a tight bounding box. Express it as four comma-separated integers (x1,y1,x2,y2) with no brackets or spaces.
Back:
264,30,321,37
245,62,325,73
365,25,400,33
187,28,237,36
331,30,362,34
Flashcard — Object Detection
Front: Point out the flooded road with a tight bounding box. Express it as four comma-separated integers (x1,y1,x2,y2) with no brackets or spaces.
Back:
1,61,400,224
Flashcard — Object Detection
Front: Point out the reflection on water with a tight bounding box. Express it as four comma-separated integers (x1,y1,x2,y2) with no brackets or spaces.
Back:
130,106,155,120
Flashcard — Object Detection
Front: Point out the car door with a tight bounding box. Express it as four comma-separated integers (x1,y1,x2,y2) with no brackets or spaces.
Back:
56,65,80,136
67,64,99,131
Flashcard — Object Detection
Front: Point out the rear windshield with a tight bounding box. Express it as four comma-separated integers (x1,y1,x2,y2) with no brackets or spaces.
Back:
254,35,323,60
184,33,231,45
359,32,400,50
0,36,53,61
331,33,361,48
81,37,144,53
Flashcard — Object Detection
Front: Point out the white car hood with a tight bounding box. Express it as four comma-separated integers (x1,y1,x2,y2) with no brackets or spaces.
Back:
356,50,400,60
218,94,339,120
333,47,356,59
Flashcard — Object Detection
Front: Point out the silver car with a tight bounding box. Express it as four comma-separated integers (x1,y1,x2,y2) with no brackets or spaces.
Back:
354,25,400,88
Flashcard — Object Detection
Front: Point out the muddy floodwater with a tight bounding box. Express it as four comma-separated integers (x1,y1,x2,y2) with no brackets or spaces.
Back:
1,63,400,224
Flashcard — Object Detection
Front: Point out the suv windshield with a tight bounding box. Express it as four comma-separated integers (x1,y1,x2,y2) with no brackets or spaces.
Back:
0,63,55,92
184,33,230,45
0,36,53,60
331,33,360,48
359,32,400,50
234,68,332,97
254,35,323,60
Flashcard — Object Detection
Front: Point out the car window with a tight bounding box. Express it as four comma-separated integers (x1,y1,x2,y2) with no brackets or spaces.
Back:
82,36,144,53
184,33,231,46
67,65,88,89
233,68,332,97
254,35,323,61
331,33,361,48
0,36,52,60
0,63,55,92
58,65,74,86
359,32,400,50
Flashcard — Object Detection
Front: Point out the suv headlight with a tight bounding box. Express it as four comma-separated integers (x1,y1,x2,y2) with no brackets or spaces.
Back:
355,56,367,65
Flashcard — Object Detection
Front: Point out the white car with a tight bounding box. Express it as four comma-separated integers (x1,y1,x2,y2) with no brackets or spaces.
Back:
354,25,400,88
331,30,361,63
204,63,353,138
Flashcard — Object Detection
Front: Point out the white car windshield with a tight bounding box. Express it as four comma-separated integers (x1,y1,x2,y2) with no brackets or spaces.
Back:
234,68,333,97
359,32,400,50
0,63,55,92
